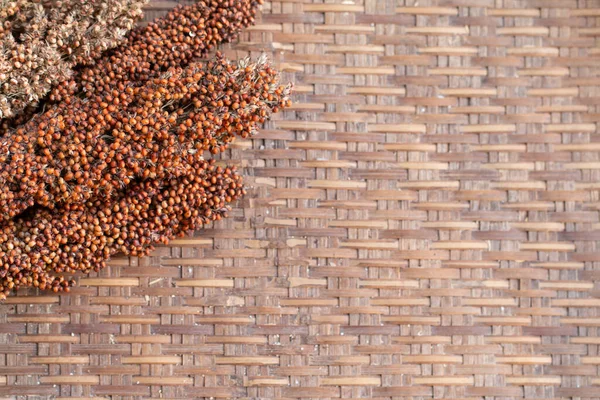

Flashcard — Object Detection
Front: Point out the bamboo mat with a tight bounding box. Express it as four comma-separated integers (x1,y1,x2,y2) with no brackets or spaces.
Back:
1,0,600,398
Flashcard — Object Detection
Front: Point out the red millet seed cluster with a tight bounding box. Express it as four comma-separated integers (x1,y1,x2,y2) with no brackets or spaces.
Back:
0,160,244,299
51,0,262,103
1,0,262,132
0,0,292,299
0,54,290,222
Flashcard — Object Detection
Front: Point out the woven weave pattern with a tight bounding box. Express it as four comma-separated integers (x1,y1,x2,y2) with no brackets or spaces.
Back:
1,0,600,398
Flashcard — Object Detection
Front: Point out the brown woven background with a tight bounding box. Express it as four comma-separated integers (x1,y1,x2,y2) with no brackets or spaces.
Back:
1,0,600,398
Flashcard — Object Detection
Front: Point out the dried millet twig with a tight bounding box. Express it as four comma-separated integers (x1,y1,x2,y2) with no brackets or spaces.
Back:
0,160,244,299
0,0,292,300
1,0,262,138
50,0,263,103
0,54,290,221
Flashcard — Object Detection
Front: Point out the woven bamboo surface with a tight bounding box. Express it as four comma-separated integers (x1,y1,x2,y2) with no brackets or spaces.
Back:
1,0,600,398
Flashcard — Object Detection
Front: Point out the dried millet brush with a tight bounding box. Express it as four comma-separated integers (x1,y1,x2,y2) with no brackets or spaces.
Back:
0,0,292,298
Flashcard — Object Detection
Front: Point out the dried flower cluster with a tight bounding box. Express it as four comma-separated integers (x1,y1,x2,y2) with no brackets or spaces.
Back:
50,0,263,101
0,0,148,120
2,0,262,133
0,0,291,298
0,160,244,296
0,54,289,221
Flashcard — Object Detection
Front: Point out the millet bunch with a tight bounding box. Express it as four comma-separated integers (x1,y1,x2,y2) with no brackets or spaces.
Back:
0,0,290,299
50,0,262,103
0,54,290,221
0,160,244,298
1,0,262,137
0,0,148,120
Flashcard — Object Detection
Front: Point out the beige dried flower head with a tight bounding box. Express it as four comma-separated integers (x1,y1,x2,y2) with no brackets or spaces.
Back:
0,0,148,120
